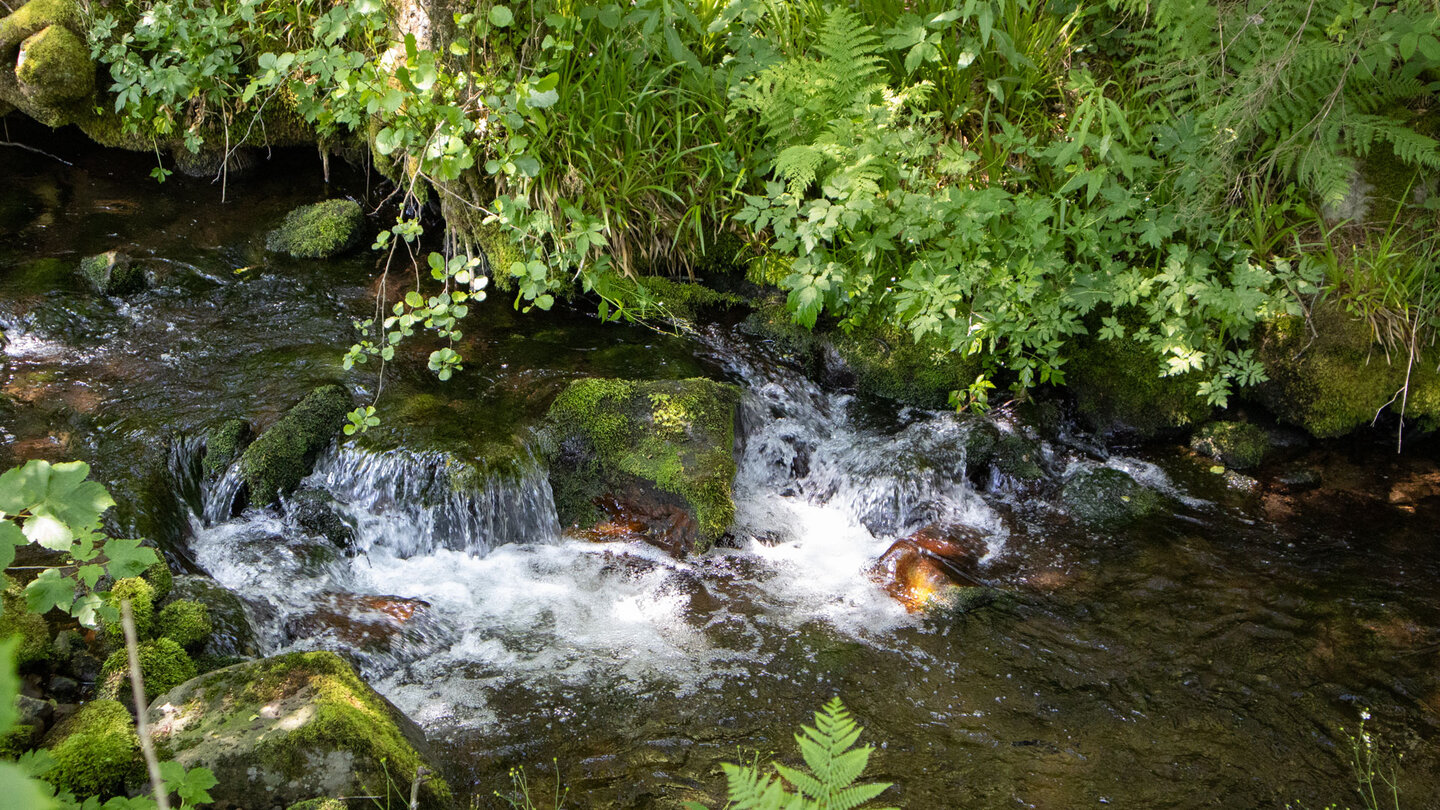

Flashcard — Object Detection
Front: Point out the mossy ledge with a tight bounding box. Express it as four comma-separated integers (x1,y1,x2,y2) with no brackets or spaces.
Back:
148,651,452,810
542,377,741,552
239,385,352,506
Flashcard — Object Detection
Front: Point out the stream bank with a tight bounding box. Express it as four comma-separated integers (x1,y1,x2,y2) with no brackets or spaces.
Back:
1,119,1439,809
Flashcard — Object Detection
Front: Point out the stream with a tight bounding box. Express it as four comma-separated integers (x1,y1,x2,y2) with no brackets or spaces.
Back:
2,127,1439,809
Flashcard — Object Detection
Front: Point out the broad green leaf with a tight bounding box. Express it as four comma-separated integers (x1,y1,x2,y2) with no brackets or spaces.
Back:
0,638,18,731
22,515,71,550
0,460,51,514
0,762,54,810
103,539,160,579
489,4,513,27
0,522,22,572
24,570,75,615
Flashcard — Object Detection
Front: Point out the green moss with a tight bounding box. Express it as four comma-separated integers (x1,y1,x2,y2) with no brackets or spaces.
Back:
288,801,347,810
1068,335,1211,437
1191,421,1269,469
0,724,37,759
41,699,142,798
101,637,197,701
265,199,365,259
545,377,740,549
157,600,212,649
993,432,1045,481
833,321,981,409
79,250,145,296
142,560,173,603
0,584,50,668
635,276,746,323
1255,305,1440,437
15,24,93,105
104,577,156,645
159,651,452,809
203,418,253,477
1061,467,1164,529
239,385,352,506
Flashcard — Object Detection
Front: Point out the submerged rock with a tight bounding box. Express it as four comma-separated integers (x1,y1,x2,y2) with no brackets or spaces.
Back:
1191,421,1270,469
167,575,262,659
266,199,365,259
79,250,146,296
543,377,740,555
869,524,990,612
239,385,351,506
148,651,453,810
1061,466,1164,528
288,488,357,550
282,593,433,654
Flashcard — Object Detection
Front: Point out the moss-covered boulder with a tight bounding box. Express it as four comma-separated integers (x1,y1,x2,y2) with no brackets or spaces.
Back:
203,418,253,477
157,600,212,649
103,576,156,646
239,385,352,506
1190,421,1270,469
0,580,51,668
1067,336,1211,437
79,250,146,296
15,24,91,106
148,651,452,810
168,575,261,658
100,637,197,704
544,377,740,554
143,559,174,603
39,699,143,798
1255,306,1440,438
266,199,365,259
1061,467,1164,529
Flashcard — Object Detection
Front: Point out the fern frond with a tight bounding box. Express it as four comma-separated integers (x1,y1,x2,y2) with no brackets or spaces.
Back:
813,9,883,113
776,145,827,196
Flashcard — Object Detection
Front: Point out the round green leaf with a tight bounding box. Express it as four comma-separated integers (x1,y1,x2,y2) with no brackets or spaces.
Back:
489,5,514,27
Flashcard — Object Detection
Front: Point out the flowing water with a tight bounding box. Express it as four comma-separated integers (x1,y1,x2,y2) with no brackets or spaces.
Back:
3,126,1440,809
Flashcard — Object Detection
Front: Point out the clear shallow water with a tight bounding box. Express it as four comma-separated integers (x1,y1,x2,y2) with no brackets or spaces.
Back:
2,124,1439,809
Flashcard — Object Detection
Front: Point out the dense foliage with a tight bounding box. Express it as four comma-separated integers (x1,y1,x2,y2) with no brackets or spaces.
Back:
80,0,1440,417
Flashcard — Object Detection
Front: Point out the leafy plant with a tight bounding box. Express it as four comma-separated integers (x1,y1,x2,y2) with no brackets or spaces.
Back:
684,697,895,810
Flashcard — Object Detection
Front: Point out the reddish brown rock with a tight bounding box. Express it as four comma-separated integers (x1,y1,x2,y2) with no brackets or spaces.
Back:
283,593,431,652
574,494,701,558
869,524,988,611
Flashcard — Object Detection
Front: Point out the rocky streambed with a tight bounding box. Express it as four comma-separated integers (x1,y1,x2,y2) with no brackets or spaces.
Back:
2,128,1439,809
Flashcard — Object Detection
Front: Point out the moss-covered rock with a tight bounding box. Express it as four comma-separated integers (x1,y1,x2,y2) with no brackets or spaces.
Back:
543,377,740,553
79,250,146,296
1190,421,1270,469
203,418,253,477
0,723,38,758
239,385,352,506
834,322,981,409
40,699,143,798
148,651,452,810
265,199,365,259
1061,467,1164,529
288,800,347,810
104,576,156,645
15,24,92,106
0,582,50,668
142,560,174,603
1067,336,1211,437
157,600,212,649
1255,305,1440,438
168,575,260,658
100,637,197,703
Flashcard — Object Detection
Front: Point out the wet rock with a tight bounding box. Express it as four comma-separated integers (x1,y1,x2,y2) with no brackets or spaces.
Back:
47,674,79,701
148,651,452,810
574,493,699,558
79,250,146,296
1060,466,1164,528
869,524,990,612
283,593,432,654
266,199,365,259
289,489,357,550
15,694,54,733
1191,421,1269,469
239,384,352,506
168,575,262,658
203,418,253,478
543,377,740,554
40,699,143,799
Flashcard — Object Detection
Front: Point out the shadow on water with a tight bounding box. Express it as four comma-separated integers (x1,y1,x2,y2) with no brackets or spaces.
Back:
1,120,1438,809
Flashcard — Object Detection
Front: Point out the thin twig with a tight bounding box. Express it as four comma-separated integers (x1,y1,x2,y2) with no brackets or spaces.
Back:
0,140,73,166
122,599,171,810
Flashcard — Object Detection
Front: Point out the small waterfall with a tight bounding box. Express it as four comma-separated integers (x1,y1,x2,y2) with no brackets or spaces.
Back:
201,463,246,525
307,444,561,557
